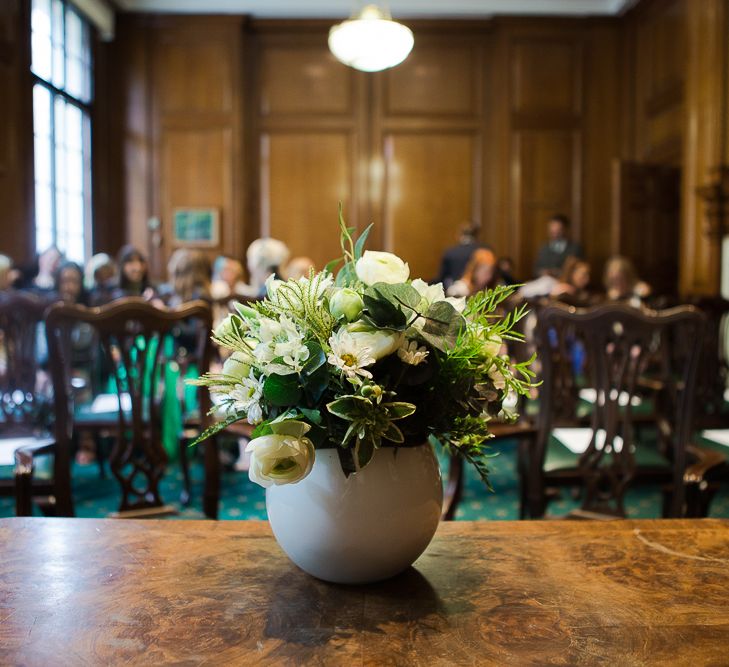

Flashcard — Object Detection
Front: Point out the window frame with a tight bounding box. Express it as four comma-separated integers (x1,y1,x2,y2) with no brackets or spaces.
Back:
31,0,94,263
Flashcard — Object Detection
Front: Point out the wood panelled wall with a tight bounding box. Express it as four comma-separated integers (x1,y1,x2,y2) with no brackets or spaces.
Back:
248,19,622,280
0,0,33,261
80,3,729,293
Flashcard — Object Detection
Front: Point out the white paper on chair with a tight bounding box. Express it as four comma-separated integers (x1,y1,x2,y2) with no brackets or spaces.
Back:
579,388,641,407
0,437,54,467
89,393,132,413
553,428,624,454
701,430,729,448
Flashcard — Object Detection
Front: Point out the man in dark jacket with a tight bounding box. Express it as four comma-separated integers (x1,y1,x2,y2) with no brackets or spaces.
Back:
534,214,582,277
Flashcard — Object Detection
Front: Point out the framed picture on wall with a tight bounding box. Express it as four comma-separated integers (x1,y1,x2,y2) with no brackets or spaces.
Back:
172,208,220,247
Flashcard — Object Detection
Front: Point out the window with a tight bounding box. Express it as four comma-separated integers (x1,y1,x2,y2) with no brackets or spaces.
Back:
31,0,93,264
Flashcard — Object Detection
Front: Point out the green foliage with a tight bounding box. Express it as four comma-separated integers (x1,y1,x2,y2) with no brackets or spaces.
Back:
263,374,302,406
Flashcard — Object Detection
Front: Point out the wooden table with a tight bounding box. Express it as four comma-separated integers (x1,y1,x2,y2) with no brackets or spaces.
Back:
1,518,728,665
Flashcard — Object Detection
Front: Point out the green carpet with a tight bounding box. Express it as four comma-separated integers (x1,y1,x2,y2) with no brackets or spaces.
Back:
2,439,728,520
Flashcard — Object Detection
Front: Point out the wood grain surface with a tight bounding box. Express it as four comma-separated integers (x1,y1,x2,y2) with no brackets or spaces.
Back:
1,518,728,666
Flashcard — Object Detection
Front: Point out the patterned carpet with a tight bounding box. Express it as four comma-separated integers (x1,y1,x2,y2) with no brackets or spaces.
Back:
2,438,728,520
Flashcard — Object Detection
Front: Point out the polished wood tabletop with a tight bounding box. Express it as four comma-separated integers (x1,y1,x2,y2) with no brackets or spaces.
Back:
1,518,728,666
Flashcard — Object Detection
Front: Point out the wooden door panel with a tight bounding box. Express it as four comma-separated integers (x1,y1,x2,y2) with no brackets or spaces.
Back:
260,47,353,117
611,160,680,295
383,44,479,117
382,133,476,282
262,132,352,271
510,39,582,116
156,41,234,115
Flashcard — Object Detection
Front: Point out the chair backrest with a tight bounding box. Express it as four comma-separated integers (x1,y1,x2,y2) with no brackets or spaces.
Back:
535,302,704,516
0,290,54,435
689,296,729,427
45,297,213,513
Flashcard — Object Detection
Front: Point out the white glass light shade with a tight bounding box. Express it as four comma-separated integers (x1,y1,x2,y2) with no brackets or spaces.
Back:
328,4,414,73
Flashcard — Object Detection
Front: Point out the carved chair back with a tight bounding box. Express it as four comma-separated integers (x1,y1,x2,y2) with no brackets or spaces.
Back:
46,298,213,514
0,290,54,435
689,297,729,428
534,302,704,516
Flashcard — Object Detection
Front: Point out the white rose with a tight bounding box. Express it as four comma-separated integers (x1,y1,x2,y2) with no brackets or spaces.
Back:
246,434,315,488
221,351,251,382
344,322,403,360
355,251,410,286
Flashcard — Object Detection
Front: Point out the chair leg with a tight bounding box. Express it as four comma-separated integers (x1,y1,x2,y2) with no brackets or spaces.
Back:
14,469,34,517
203,435,220,520
442,454,463,521
179,435,192,507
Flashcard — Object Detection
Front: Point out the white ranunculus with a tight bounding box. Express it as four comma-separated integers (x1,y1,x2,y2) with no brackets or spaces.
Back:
355,250,410,286
411,278,445,307
329,288,364,322
221,351,251,382
246,434,315,487
344,322,403,360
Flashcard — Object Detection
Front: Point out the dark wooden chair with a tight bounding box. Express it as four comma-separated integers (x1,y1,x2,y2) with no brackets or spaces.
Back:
15,297,220,519
683,296,729,516
522,302,704,519
0,291,71,515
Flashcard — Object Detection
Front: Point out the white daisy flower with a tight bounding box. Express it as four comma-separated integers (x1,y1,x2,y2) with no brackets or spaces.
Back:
327,330,376,380
397,340,429,366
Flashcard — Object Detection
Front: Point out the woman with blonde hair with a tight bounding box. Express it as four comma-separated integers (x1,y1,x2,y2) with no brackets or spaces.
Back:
164,248,212,306
603,256,651,305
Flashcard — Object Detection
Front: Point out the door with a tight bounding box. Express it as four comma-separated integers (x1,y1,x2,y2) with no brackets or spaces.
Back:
611,160,681,296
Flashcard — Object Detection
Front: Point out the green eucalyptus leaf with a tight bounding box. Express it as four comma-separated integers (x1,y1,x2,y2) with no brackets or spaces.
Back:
420,301,466,351
263,373,302,407
370,282,422,310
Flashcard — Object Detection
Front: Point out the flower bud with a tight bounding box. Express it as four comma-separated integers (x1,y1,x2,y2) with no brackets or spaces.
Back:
329,288,364,322
214,313,242,340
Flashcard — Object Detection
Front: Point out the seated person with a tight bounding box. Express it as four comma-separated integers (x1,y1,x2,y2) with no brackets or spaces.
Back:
603,256,651,306
447,248,502,298
111,245,156,300
85,253,117,306
246,238,290,298
435,222,487,289
284,256,315,281
211,255,247,300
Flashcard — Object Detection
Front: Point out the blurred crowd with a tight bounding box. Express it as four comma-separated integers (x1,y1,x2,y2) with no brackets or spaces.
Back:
437,214,652,307
0,213,652,314
0,241,315,312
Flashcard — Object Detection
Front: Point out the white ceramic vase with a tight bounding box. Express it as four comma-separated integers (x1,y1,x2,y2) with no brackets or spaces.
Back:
266,443,443,584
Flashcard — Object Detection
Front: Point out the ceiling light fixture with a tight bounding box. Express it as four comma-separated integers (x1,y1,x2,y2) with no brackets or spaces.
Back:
328,4,414,73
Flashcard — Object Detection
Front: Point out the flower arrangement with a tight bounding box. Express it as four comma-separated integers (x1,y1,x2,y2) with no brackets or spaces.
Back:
193,211,535,489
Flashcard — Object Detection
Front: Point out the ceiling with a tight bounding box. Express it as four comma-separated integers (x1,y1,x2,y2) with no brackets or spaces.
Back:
115,0,636,18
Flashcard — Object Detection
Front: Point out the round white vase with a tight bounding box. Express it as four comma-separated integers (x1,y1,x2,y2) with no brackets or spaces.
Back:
266,443,443,584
